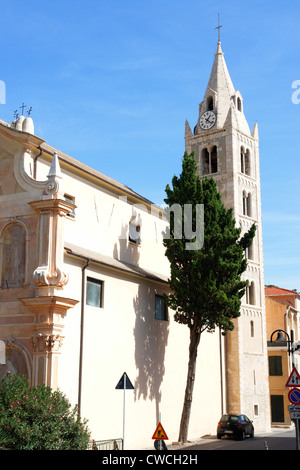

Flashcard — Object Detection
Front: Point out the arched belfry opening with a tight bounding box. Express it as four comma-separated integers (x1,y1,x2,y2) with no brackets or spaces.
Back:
207,96,214,111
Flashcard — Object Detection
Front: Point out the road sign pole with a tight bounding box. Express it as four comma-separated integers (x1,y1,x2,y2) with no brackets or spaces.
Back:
123,374,125,450
296,419,300,451
115,372,134,451
286,366,300,450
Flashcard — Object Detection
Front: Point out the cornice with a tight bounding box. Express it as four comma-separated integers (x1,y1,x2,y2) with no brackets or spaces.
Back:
20,295,78,315
185,125,258,144
0,121,44,150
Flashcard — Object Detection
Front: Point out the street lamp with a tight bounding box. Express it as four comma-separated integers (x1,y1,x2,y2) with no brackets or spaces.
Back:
270,329,295,368
270,328,300,450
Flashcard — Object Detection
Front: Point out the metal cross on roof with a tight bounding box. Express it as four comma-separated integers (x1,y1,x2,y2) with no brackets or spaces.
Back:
19,102,27,115
215,13,222,43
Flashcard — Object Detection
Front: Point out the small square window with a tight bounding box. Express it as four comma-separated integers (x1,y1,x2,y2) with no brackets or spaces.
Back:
155,295,167,321
86,277,103,308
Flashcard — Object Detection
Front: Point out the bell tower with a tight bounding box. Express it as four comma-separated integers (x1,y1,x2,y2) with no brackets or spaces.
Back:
185,37,271,431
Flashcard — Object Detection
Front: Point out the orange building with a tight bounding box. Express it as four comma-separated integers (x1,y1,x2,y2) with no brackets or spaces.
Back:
265,286,300,425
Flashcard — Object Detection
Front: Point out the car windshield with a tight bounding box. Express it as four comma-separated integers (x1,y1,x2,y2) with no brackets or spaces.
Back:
221,415,239,423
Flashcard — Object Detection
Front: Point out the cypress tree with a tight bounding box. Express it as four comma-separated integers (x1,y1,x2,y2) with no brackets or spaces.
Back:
163,151,256,443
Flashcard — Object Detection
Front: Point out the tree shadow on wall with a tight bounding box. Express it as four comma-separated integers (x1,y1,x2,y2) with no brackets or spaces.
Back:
113,221,170,424
133,284,169,425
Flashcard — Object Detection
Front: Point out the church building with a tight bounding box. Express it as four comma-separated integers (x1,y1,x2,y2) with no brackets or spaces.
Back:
0,37,270,449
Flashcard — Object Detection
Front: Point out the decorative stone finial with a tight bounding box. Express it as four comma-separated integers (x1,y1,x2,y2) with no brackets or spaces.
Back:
43,152,63,198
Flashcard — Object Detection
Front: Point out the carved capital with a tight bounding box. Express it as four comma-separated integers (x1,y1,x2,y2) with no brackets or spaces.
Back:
32,333,64,353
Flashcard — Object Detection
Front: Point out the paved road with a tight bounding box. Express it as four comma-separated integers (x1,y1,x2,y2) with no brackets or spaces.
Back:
177,428,297,451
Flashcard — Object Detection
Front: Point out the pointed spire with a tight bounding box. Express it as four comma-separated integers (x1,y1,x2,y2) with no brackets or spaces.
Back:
193,27,253,136
185,120,193,138
43,152,63,199
48,152,62,179
207,14,234,98
205,41,235,100
252,121,259,139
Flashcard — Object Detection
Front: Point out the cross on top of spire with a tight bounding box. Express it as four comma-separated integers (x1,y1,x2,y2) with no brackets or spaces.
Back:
215,13,222,43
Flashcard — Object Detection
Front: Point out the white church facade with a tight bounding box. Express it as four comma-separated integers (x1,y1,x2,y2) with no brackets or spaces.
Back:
0,39,270,449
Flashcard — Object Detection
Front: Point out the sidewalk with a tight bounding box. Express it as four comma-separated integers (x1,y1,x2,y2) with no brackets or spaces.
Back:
147,426,295,451
143,434,216,451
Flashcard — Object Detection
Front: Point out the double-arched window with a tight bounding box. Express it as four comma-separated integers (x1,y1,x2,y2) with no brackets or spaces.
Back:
242,191,252,217
246,281,256,305
245,241,254,261
201,146,218,175
240,147,251,176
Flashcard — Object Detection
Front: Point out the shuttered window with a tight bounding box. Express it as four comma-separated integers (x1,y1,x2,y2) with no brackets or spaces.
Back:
269,356,282,376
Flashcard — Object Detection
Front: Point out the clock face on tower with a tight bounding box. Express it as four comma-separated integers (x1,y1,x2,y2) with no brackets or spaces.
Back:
199,110,216,130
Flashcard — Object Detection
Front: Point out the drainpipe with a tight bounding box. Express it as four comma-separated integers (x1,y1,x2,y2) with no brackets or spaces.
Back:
33,146,43,179
78,257,90,415
65,248,90,415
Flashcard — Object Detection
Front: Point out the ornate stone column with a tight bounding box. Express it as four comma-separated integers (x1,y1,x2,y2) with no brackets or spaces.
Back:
30,198,73,287
21,153,78,388
20,296,78,388
29,153,75,288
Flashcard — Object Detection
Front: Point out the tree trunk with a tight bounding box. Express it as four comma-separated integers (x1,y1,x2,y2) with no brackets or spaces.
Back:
178,326,201,443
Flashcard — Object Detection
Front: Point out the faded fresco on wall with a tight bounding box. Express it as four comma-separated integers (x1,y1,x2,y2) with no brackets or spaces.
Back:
1,224,26,288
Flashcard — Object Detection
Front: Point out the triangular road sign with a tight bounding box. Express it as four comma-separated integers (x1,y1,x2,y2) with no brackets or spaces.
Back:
115,372,134,390
152,422,168,440
285,367,300,387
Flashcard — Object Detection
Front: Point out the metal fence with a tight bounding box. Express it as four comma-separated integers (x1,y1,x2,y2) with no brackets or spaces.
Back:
88,438,123,450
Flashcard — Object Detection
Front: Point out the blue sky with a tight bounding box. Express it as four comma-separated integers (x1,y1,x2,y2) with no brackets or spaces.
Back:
0,0,299,290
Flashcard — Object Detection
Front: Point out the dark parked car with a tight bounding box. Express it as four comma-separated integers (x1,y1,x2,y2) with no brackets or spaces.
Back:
217,414,254,440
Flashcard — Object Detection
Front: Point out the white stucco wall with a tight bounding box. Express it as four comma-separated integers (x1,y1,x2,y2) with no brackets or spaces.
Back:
60,259,224,449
